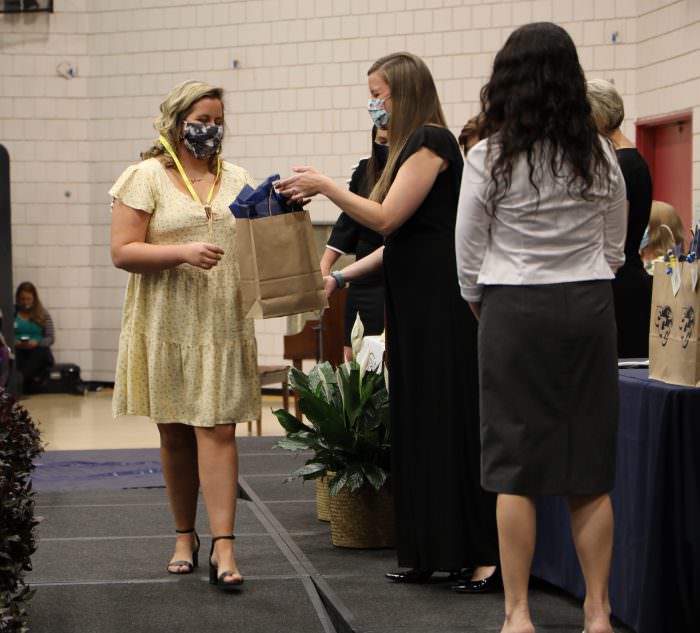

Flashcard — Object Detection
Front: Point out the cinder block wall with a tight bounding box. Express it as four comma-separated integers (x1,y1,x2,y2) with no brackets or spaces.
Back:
2,0,699,379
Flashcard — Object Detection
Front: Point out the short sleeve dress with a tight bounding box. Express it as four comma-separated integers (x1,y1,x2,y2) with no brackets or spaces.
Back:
109,157,261,427
384,126,498,570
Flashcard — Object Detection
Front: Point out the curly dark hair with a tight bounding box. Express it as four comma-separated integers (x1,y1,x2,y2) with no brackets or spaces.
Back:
479,22,612,211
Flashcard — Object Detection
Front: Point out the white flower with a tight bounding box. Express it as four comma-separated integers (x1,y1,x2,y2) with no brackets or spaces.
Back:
350,312,365,360
358,348,370,381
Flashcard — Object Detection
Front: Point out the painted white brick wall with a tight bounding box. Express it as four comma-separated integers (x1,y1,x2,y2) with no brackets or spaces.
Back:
2,0,700,381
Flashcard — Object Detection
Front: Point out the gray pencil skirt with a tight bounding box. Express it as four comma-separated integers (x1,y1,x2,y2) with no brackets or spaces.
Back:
478,281,619,496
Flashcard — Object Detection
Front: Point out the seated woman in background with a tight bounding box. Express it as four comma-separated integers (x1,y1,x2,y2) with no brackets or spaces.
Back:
14,281,55,393
640,200,686,274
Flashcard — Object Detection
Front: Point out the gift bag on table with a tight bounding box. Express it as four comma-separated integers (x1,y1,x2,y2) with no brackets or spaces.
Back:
231,175,328,320
648,260,700,386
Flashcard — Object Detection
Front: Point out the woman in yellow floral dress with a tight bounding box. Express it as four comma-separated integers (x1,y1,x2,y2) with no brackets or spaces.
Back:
110,80,259,590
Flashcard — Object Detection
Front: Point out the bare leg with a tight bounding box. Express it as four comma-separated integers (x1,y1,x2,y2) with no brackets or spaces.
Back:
497,494,537,633
471,565,498,581
158,423,199,572
567,494,614,633
194,423,241,583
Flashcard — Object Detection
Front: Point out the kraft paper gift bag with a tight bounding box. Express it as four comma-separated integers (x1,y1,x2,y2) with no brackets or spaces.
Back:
234,209,328,319
648,260,700,387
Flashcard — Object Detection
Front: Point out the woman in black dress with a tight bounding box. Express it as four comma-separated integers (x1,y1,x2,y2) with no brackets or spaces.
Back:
320,127,387,361
588,78,653,358
278,52,498,587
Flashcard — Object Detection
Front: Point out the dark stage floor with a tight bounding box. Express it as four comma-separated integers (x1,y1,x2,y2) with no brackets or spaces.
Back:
27,437,633,633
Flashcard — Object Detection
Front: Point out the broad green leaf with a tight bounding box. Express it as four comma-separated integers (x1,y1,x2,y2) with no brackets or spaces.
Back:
288,367,314,397
346,467,366,493
336,365,362,428
291,462,328,478
308,363,329,397
272,409,310,434
276,436,314,451
328,471,350,496
297,399,350,445
317,361,337,401
361,463,387,491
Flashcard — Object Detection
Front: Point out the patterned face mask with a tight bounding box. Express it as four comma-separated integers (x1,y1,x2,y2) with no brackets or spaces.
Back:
368,98,389,129
182,122,223,159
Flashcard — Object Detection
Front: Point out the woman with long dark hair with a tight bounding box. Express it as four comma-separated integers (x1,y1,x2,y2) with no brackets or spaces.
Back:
456,23,626,633
278,52,498,588
14,281,55,393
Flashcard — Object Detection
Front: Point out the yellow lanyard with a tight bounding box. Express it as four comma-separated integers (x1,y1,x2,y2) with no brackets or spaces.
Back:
159,134,221,238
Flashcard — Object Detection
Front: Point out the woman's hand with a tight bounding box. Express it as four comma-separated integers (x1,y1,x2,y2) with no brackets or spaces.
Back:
181,242,224,270
277,167,332,202
15,340,37,350
323,275,338,298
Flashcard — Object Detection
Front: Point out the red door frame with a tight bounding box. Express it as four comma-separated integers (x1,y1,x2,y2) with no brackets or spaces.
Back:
636,111,693,229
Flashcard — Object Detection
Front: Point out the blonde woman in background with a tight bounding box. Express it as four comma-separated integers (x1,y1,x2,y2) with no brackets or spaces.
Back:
640,200,686,273
278,52,499,591
588,78,653,358
110,80,260,591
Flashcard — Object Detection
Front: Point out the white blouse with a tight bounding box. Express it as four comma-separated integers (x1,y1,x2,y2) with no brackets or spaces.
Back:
455,138,627,303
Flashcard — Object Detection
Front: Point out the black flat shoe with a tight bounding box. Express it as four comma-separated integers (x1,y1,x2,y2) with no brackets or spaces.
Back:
166,528,200,575
385,568,435,583
209,535,243,591
385,568,467,583
451,567,502,593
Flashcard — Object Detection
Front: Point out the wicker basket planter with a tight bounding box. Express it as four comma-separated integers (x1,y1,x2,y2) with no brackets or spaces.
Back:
329,484,395,548
315,475,331,522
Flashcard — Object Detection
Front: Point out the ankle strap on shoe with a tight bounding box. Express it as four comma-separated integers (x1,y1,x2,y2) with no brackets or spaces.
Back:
211,535,235,543
175,528,195,534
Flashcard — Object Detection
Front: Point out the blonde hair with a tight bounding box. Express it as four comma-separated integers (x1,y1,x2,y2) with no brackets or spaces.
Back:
367,53,447,202
586,79,625,135
141,80,224,172
645,200,685,257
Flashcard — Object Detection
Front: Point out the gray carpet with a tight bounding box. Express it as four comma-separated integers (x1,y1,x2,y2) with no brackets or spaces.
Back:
26,438,634,633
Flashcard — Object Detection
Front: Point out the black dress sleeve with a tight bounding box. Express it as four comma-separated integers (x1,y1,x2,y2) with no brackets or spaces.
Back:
397,125,461,168
326,159,371,254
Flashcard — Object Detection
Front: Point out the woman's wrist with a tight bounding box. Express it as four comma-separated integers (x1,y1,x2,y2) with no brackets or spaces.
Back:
319,175,337,198
330,270,346,288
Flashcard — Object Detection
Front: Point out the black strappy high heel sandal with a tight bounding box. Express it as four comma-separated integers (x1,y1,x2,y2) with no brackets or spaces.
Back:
166,528,200,575
209,535,244,590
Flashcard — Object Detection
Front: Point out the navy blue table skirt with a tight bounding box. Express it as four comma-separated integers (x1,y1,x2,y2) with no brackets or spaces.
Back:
531,369,700,633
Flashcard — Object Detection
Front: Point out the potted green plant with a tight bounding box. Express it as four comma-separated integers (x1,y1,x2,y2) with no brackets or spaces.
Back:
274,317,394,547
